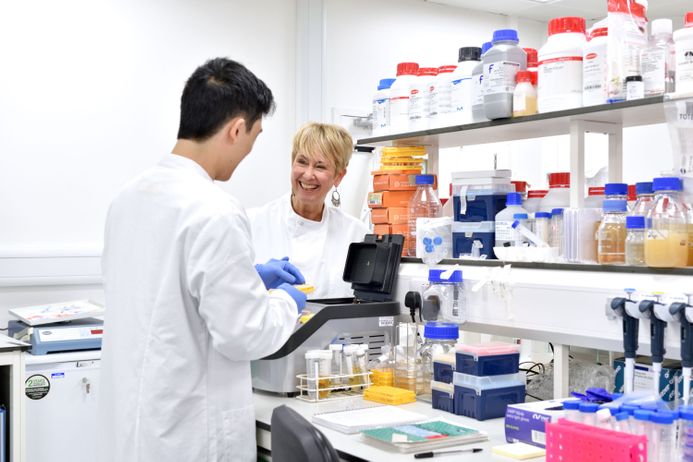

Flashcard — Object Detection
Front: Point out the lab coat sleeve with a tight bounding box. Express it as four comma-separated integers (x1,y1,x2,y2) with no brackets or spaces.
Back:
186,212,298,362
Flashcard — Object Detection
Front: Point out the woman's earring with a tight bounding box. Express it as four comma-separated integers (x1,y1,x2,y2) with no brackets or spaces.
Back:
331,188,341,207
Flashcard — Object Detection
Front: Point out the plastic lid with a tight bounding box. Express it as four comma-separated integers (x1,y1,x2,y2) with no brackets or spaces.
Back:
651,18,673,36
506,192,523,206
605,183,628,196
492,29,519,43
551,208,564,217
455,342,521,358
548,17,586,36
687,12,693,27
424,322,459,340
548,172,570,188
563,399,581,410
603,199,628,213
653,177,683,192
588,186,605,196
396,62,419,76
378,78,396,91
621,404,639,415
634,410,653,421
626,75,642,83
481,41,493,54
536,212,551,219
651,411,676,424
636,182,653,195
680,407,693,420
626,216,645,229
530,71,538,87
591,27,608,39
579,402,599,413
615,411,630,422
516,71,533,83
511,180,528,193
606,405,622,416
428,268,463,283
628,184,636,201
523,48,538,67
415,174,435,185
418,67,438,77
527,190,548,198
452,371,525,391
458,47,481,62
513,213,529,220
438,65,457,74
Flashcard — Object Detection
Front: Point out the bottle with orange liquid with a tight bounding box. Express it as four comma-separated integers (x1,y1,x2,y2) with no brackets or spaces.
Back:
645,177,688,268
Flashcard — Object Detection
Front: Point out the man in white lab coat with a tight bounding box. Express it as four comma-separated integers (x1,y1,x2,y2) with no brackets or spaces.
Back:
99,58,307,461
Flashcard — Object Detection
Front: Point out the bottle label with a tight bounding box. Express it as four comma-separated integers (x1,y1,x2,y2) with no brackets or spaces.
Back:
495,220,516,241
484,61,520,95
583,46,607,105
409,87,427,121
389,96,410,131
642,48,666,96
450,76,473,115
372,98,389,131
472,73,484,106
676,45,693,91
430,81,452,117
538,56,583,105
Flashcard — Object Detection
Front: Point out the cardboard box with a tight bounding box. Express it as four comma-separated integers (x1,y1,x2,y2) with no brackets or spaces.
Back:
372,223,407,235
372,173,437,192
613,356,686,402
368,191,415,208
371,207,408,225
505,399,566,449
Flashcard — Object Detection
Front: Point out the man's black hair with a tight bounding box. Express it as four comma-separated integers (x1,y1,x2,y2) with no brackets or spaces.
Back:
177,58,275,141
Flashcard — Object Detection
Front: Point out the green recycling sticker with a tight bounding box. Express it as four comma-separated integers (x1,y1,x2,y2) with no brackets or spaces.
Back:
25,374,50,400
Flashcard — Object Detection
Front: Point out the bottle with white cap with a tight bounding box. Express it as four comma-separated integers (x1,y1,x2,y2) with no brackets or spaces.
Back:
641,18,676,96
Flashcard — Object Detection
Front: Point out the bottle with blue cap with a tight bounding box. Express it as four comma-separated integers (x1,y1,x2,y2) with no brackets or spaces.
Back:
495,192,529,248
406,174,442,257
625,215,646,266
419,321,459,401
630,181,654,218
678,406,693,459
650,410,677,462
578,401,600,426
372,78,396,136
483,29,528,120
645,177,688,268
423,268,466,323
596,199,627,265
471,41,494,122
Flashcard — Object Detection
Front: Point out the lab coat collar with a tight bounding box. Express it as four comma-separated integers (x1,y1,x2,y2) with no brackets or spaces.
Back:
161,153,213,182
284,193,329,234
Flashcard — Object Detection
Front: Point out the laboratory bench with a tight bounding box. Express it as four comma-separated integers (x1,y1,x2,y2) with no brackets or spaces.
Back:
254,390,532,461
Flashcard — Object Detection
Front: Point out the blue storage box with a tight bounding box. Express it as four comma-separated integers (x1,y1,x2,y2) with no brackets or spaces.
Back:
453,372,526,421
431,381,455,413
453,192,508,222
433,353,456,384
452,221,496,259
455,342,520,376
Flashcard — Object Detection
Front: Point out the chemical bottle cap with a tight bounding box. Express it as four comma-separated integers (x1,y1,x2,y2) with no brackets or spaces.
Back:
506,192,523,206
620,404,638,415
615,411,630,422
635,182,653,195
628,184,637,201
651,18,673,36
562,399,581,410
527,190,548,198
551,208,564,217
680,407,693,420
492,29,519,43
588,186,605,196
530,71,538,87
458,47,481,62
602,199,628,213
590,27,608,39
523,48,538,67
378,78,396,91
516,71,533,83
650,411,676,425
511,180,528,193
438,65,457,74
686,12,693,27
579,402,599,413
548,172,570,188
633,409,653,421
418,67,438,76
329,343,343,351
423,322,459,340
428,268,463,283
605,183,628,196
535,212,551,219
626,216,645,229
625,75,643,83
606,405,622,416
415,174,435,185
548,17,586,36
609,0,646,18
653,177,683,192
396,62,419,77
481,41,493,54
513,213,529,220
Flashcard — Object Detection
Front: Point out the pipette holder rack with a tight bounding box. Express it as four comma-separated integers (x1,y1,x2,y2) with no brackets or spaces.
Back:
295,371,372,403
546,419,647,462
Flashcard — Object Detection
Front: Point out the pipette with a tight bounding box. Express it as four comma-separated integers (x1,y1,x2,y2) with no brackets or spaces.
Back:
670,296,693,405
639,294,666,398
609,289,639,394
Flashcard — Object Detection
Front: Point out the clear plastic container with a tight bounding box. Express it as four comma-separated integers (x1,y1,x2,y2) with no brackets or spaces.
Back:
539,172,570,213
562,399,581,422
642,18,676,96
495,192,529,248
449,47,481,125
650,411,676,462
678,406,693,459
579,401,599,426
645,177,688,268
409,67,438,131
550,208,564,253
630,182,654,217
625,216,646,266
372,78,395,136
484,29,527,120
407,174,442,256
512,213,530,246
597,199,627,265
423,269,467,323
394,323,421,393
389,62,419,134
429,65,457,129
452,370,525,391
419,322,458,400
512,70,537,116
329,343,344,386
305,349,332,399
534,212,552,245
471,41,493,123
632,410,653,438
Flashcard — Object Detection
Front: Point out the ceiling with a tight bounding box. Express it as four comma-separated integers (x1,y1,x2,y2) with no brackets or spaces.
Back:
425,0,688,23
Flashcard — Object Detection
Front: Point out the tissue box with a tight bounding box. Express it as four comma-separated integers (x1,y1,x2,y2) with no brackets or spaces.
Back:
505,399,566,449
613,356,685,402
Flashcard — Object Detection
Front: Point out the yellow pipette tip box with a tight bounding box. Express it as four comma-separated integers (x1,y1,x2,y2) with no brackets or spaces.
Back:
294,284,315,294
363,385,416,405
491,443,546,460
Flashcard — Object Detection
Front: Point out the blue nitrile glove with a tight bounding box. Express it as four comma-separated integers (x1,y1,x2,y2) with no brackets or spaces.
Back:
278,282,307,311
255,257,305,289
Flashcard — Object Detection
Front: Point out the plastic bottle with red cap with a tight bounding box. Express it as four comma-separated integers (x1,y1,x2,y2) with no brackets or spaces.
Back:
409,67,438,131
524,48,538,72
389,62,419,134
512,70,537,117
675,12,693,94
539,172,571,213
606,0,648,103
538,16,586,113
524,190,548,214
642,18,675,96
583,27,609,106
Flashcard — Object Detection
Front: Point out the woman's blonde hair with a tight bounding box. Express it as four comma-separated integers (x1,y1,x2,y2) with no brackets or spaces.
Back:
291,122,353,173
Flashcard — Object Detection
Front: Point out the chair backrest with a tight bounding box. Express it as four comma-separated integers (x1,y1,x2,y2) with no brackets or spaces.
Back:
270,405,339,462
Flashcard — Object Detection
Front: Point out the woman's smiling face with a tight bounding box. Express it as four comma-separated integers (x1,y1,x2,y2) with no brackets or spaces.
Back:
291,151,345,209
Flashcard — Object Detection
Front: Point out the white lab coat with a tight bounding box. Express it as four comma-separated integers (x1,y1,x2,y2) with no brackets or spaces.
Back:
99,155,298,462
248,193,370,299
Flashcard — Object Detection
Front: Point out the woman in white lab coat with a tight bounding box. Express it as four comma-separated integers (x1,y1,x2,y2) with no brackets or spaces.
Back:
248,123,370,299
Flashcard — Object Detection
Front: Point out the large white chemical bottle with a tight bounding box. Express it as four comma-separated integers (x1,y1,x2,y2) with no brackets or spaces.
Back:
409,67,438,131
449,47,481,125
642,18,675,96
429,65,457,128
372,78,396,136
538,16,586,113
471,41,493,123
483,29,527,120
389,62,419,134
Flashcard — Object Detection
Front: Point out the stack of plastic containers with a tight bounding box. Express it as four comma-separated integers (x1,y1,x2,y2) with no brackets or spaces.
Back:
451,170,514,259
431,353,456,413
451,342,524,420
